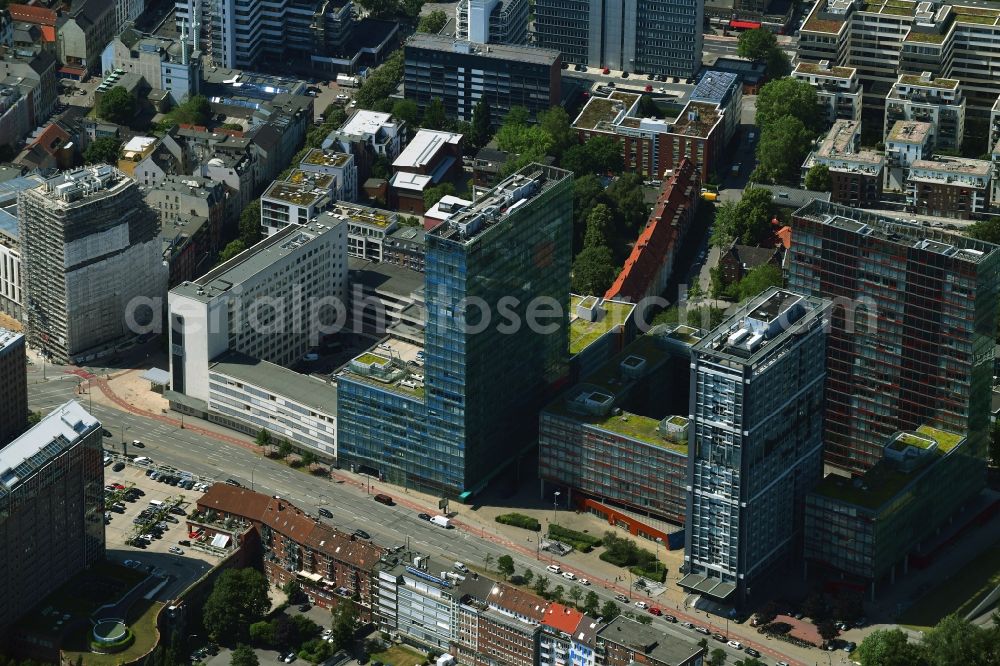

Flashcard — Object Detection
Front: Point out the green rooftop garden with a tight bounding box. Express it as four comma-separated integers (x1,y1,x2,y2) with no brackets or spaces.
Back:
892,432,936,450
954,13,999,24
575,98,624,131
813,467,914,510
904,31,948,44
916,424,964,453
355,352,390,367
666,415,689,427
667,325,702,345
582,334,671,394
592,411,687,454
569,297,635,355
345,368,425,400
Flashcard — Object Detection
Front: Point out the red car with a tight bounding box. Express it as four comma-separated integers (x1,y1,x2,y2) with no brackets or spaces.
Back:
649,607,662,616
645,85,653,92
111,483,125,490
602,67,610,74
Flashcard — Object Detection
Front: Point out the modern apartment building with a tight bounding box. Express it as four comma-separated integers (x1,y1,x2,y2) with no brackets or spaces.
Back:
337,165,573,496
299,148,358,203
788,200,1000,476
801,119,884,207
681,288,831,604
328,202,399,263
101,26,200,105
456,0,529,44
0,400,104,635
377,555,460,651
533,0,703,78
167,220,348,405
0,327,26,446
805,424,976,595
260,170,337,237
323,110,406,183
884,120,932,191
792,60,862,126
798,0,1000,117
18,166,166,364
539,328,696,536
403,33,561,126
906,156,992,219
884,73,965,152
192,484,386,620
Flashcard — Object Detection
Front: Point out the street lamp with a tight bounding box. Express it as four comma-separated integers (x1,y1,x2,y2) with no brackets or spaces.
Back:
553,490,560,525
120,424,130,456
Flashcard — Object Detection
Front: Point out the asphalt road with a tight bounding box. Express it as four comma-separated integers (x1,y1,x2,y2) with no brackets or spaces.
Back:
26,366,802,665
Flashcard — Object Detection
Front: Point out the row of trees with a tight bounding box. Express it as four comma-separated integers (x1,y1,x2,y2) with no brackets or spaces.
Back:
856,613,1000,666
752,78,824,185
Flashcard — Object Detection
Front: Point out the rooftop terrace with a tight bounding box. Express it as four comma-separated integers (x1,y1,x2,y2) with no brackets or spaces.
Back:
339,337,426,399
670,102,722,139
569,296,635,355
794,61,856,79
897,74,959,89
264,179,328,206
887,120,932,144
909,157,992,178
573,94,638,132
593,411,687,454
301,148,352,168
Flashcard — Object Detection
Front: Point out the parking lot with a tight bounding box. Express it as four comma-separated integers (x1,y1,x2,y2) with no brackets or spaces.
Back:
103,461,221,599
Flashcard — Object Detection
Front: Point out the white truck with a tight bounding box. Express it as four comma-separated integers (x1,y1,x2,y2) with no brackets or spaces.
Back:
430,515,452,528
336,73,358,88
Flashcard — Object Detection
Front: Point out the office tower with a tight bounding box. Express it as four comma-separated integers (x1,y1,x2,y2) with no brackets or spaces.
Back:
18,166,166,364
0,400,104,635
681,289,831,604
168,219,347,404
533,0,702,78
0,327,26,446
403,34,561,126
456,0,529,44
788,200,1000,476
799,1,1000,116
337,165,573,495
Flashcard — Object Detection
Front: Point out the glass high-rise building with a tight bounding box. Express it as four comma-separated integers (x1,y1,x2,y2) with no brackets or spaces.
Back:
788,200,1000,475
337,165,573,495
681,289,831,605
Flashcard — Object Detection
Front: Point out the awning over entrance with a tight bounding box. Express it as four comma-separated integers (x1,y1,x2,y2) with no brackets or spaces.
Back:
678,573,737,600
141,367,171,386
729,20,762,30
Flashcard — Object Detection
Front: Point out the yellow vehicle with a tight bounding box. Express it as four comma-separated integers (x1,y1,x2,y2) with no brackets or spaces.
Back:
701,191,718,202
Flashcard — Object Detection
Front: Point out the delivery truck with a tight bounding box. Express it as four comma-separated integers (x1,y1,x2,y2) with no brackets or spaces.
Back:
430,515,452,528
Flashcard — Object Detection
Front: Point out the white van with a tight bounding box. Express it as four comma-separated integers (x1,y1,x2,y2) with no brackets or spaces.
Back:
148,500,164,508
454,562,468,573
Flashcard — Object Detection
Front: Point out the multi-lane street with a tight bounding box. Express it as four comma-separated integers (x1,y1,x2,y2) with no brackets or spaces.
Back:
27,363,807,666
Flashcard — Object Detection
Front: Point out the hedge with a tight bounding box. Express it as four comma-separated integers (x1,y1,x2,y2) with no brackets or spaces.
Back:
629,563,667,583
496,513,541,531
548,524,602,552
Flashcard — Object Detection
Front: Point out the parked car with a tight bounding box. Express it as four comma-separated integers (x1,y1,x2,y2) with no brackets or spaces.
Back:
283,653,297,663
318,507,333,518
727,640,743,650
298,603,311,612
681,622,694,629
744,648,761,658
546,564,561,574
712,633,726,642
168,546,184,555
648,607,662,616
373,493,394,506
417,513,431,521
695,626,710,635
561,571,576,581
634,601,649,610
124,559,142,568
112,462,126,472
579,578,590,586
615,594,628,603
131,439,144,448
353,529,371,540
225,478,241,486
664,615,677,623
103,429,113,438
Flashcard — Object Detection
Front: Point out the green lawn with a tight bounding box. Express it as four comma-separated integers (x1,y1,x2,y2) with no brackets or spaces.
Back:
899,543,1000,630
372,644,427,666
63,601,163,666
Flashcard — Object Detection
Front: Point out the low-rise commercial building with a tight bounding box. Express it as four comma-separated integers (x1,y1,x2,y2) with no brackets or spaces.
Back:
403,33,561,127
905,156,992,219
596,616,704,666
805,424,975,597
192,484,386,620
802,119,884,207
792,60,862,126
884,73,965,152
0,400,104,636
0,327,26,446
325,202,400,263
377,555,460,651
390,129,463,214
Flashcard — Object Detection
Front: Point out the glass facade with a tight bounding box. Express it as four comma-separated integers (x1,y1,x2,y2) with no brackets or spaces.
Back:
787,201,1000,476
683,290,830,603
338,166,573,495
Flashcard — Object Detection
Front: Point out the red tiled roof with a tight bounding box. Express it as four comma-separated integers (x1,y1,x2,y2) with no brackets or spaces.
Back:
40,25,56,42
605,158,700,302
31,123,70,155
8,4,58,25
198,483,272,521
542,603,583,634
775,225,792,249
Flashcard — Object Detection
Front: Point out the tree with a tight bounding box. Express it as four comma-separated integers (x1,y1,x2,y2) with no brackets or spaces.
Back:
83,137,122,164
755,78,822,133
804,163,832,192
600,600,621,621
497,555,515,580
766,48,792,78
735,659,765,666
163,95,211,126
551,584,565,602
505,106,531,127
282,579,303,603
583,204,613,249
568,586,583,605
423,182,456,209
256,428,272,446
202,568,270,643
711,187,773,247
98,86,137,124
422,98,448,130
470,97,492,148
737,264,783,303
249,621,275,647
391,100,421,129
856,629,913,666
230,645,259,666
355,50,404,111
563,136,624,177
756,115,814,184
755,601,778,626
636,614,653,625
219,240,246,262
240,200,262,247
709,648,728,666
572,245,618,295
737,28,778,62
417,10,448,33
371,154,392,180
920,614,989,666
533,577,550,596
583,591,600,616
606,173,648,232
538,106,577,158
816,620,839,644
279,439,293,457
522,569,534,586
329,600,359,651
